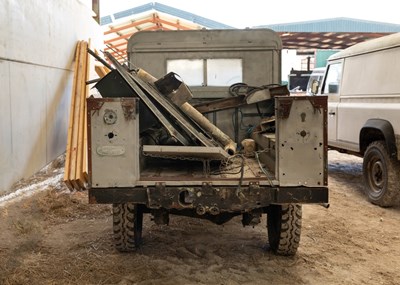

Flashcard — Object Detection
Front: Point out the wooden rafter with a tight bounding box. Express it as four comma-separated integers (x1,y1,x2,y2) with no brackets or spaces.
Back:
105,33,134,44
104,18,153,35
104,41,128,51
102,12,204,62
156,18,192,30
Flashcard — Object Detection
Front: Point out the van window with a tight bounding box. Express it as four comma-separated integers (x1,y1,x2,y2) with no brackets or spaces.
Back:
322,62,342,94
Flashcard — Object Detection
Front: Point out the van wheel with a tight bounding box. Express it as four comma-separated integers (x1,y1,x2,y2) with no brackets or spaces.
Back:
112,203,143,251
267,204,302,256
363,140,400,207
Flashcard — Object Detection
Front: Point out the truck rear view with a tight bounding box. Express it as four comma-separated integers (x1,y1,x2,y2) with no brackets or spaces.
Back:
87,29,328,255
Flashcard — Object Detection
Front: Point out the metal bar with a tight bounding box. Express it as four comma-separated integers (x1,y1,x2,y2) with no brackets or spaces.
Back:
86,78,101,85
87,48,113,70
235,108,239,143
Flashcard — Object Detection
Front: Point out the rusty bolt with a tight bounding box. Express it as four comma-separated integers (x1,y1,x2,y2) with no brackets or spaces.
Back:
196,204,206,215
209,206,220,216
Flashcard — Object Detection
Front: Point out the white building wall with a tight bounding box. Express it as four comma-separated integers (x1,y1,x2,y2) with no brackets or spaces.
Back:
0,0,102,193
281,49,298,83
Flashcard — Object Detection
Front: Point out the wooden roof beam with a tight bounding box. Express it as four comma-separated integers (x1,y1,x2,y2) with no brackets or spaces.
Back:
156,18,193,30
104,18,153,35
104,41,129,51
104,33,133,44
111,47,127,54
142,25,172,31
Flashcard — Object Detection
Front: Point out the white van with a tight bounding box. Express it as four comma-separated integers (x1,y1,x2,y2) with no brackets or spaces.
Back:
317,33,400,207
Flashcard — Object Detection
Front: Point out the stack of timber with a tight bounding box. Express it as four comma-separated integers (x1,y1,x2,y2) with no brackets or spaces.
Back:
64,41,90,190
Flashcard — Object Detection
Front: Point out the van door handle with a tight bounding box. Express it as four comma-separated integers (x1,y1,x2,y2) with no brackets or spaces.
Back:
328,111,336,115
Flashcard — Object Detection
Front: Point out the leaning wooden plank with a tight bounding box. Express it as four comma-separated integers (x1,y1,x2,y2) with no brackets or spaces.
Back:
76,41,88,190
70,40,85,189
69,40,85,190
77,39,91,188
82,96,89,184
82,40,92,185
64,41,81,188
64,41,81,190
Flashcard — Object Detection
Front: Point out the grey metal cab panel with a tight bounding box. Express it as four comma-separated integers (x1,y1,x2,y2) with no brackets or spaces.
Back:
127,29,282,98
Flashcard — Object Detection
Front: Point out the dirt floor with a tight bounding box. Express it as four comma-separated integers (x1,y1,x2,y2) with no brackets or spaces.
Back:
1,151,400,285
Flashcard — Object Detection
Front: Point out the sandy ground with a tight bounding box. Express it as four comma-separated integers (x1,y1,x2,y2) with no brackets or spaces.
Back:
1,151,400,285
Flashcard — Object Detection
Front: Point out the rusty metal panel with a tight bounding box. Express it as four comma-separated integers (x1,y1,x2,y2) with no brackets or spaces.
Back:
88,185,328,205
276,96,328,187
87,97,140,187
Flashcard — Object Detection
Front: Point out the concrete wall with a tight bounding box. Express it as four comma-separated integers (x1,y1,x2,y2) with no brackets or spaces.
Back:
0,0,102,193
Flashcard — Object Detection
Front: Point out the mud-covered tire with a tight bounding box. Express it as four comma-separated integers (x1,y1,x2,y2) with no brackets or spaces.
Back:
363,140,400,207
112,203,143,252
267,204,302,256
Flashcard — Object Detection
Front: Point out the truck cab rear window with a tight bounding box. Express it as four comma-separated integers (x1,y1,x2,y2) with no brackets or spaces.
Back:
167,58,243,87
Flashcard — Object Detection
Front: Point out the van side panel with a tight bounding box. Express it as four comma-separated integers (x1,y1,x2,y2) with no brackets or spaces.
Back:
341,47,400,95
337,102,400,149
336,47,400,150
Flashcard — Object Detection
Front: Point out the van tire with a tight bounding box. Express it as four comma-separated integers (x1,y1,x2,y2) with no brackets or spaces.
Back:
363,140,400,207
113,203,143,251
267,204,302,256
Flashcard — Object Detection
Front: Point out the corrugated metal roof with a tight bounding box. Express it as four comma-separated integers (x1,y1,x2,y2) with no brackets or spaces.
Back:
101,2,233,29
100,15,112,25
258,17,400,33
113,3,154,20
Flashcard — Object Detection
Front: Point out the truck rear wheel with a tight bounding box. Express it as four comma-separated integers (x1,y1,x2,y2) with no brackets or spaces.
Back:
267,204,302,256
363,140,400,207
112,203,143,251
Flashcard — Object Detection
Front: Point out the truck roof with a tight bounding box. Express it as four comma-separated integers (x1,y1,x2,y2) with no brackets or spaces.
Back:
328,32,400,61
128,29,282,52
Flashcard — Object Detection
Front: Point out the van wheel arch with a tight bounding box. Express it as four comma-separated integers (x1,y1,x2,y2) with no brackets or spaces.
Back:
360,119,397,157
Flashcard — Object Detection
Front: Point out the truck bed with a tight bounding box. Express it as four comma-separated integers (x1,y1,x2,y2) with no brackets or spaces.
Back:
138,155,277,186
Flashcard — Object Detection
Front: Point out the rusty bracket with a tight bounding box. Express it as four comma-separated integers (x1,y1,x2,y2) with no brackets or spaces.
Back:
120,98,137,120
87,98,104,114
147,182,166,208
276,97,293,119
308,96,327,114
